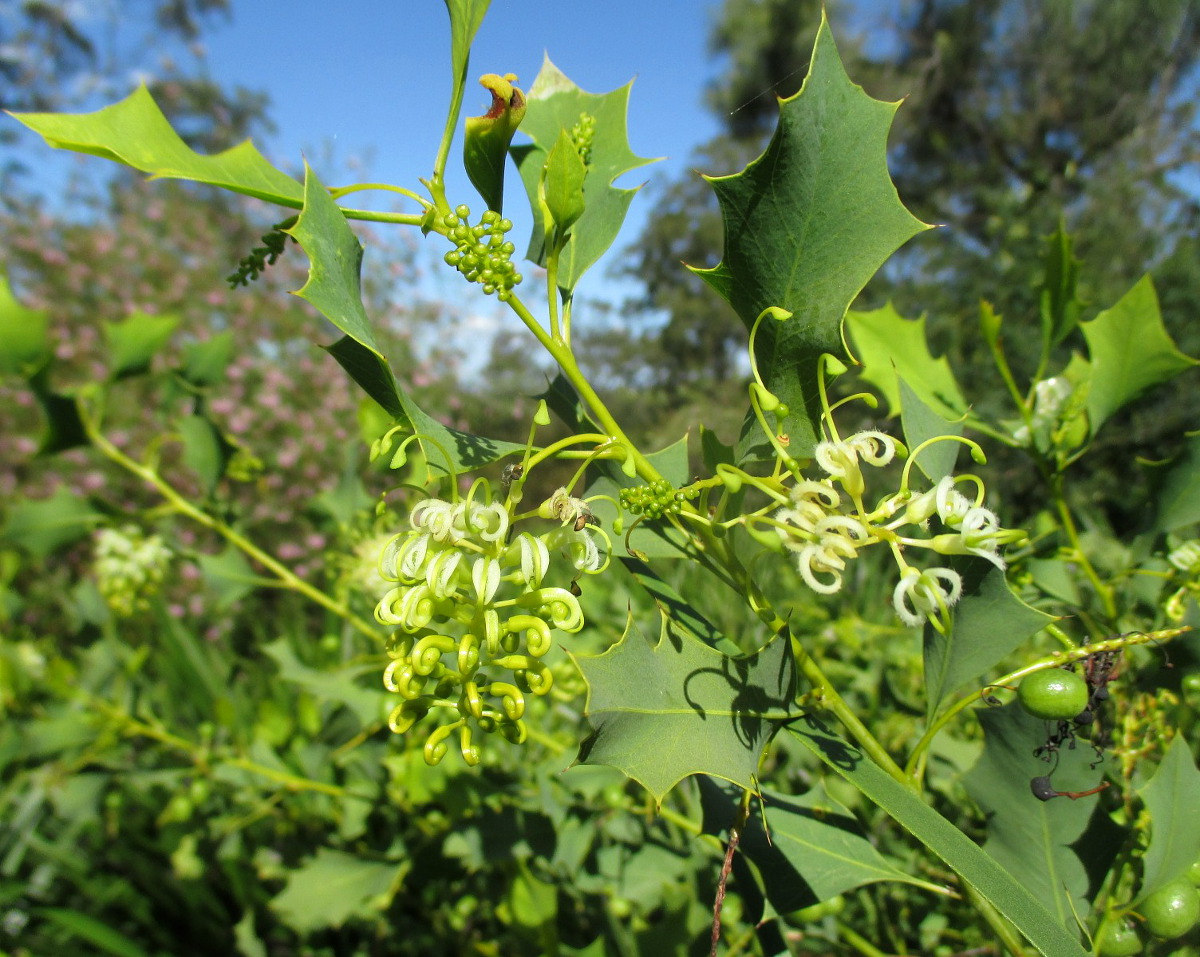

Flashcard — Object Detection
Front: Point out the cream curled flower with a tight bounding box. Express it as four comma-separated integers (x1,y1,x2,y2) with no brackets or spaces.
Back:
794,514,869,594
892,566,963,627
815,431,896,498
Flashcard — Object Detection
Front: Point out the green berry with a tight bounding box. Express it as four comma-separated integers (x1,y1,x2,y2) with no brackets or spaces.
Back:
1017,669,1089,720
1140,878,1200,939
1095,919,1141,956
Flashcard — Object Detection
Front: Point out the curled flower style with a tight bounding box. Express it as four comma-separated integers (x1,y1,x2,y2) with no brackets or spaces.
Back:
892,566,963,628
1168,540,1200,574
374,485,606,766
815,431,896,497
794,515,868,594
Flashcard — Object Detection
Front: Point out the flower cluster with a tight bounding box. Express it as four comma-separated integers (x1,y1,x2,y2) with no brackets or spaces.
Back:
375,488,605,765
94,525,173,617
619,480,699,519
440,205,522,300
771,430,1021,631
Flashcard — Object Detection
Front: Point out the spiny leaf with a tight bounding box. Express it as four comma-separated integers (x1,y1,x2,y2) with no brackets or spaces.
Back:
571,617,796,804
692,13,930,458
285,163,404,420
1038,221,1084,352
1081,275,1197,434
845,303,966,420
511,55,658,293
964,703,1103,928
103,312,179,380
10,85,303,206
898,377,963,483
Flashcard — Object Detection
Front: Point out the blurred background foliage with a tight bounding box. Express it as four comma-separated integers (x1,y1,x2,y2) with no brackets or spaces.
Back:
1,1,1198,954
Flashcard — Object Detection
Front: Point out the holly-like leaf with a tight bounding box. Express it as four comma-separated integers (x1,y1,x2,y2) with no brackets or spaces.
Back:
1081,275,1197,434
789,718,1090,957
1038,221,1084,353
179,331,234,388
699,777,934,912
511,55,658,293
10,85,303,207
389,387,529,477
104,312,179,379
693,14,931,458
0,273,51,378
964,703,1103,928
845,303,966,421
923,559,1054,721
571,617,796,804
284,164,405,420
1134,734,1200,903
270,848,402,934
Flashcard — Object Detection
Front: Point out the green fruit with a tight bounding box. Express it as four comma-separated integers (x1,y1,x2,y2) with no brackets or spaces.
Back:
1017,669,1089,720
1140,878,1200,939
1095,919,1141,956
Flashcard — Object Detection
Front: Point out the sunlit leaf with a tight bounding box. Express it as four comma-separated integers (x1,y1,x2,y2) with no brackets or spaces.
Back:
104,312,179,379
0,486,100,558
0,272,51,378
512,55,658,293
692,14,931,458
1081,275,1197,434
10,85,303,206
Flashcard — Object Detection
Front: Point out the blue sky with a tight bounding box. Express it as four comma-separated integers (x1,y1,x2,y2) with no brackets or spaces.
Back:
195,0,731,294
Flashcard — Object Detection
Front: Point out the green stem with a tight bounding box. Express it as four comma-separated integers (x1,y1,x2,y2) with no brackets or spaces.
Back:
836,922,891,957
1051,478,1117,623
81,404,380,642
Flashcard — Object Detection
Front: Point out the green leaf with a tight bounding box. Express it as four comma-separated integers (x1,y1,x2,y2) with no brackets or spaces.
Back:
263,638,382,726
788,718,1089,957
543,128,587,233
964,703,1103,927
923,559,1054,720
898,376,964,484
196,546,269,609
1081,275,1197,434
1135,734,1200,903
180,331,234,388
10,84,303,206
618,557,740,655
178,414,230,494
692,14,931,458
270,848,402,933
27,369,89,454
512,55,658,293
392,387,528,476
0,272,51,378
445,0,492,107
36,908,151,957
284,164,405,419
463,72,526,213
699,777,934,912
572,618,797,804
1153,431,1200,533
104,311,178,379
845,303,967,421
1038,221,1084,352
0,486,100,557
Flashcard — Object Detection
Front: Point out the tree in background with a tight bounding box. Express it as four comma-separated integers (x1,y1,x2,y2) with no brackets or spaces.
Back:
620,0,1200,474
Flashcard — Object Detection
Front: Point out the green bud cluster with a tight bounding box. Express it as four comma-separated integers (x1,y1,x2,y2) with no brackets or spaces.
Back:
440,205,522,300
93,525,172,617
619,480,698,519
226,216,297,288
570,112,596,166
376,491,604,766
